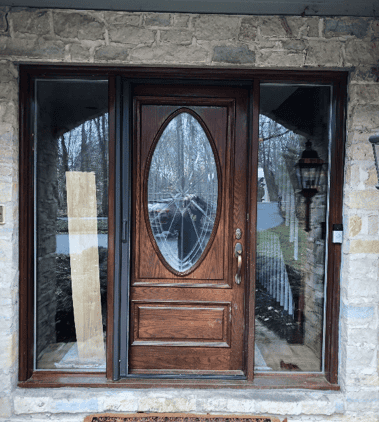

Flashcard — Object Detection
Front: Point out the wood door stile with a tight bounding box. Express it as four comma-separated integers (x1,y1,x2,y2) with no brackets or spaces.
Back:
129,85,249,375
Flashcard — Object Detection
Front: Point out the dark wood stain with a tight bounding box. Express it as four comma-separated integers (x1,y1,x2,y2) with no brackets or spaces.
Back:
130,85,249,373
18,65,346,388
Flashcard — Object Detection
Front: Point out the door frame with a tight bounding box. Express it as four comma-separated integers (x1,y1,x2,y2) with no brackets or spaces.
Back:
113,77,256,380
18,65,346,389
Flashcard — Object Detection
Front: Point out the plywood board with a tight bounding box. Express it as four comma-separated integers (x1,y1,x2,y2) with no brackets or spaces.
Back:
66,171,105,362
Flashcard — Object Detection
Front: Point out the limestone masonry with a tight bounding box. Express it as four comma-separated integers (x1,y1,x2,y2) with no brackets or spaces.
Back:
0,6,379,422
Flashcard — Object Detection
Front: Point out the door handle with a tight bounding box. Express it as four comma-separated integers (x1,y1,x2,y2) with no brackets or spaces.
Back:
235,242,243,285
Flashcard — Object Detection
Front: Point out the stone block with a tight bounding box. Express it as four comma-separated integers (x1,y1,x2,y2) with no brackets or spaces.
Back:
130,44,208,64
98,391,139,412
305,39,343,66
345,39,379,66
0,370,14,395
95,45,129,61
0,82,17,103
144,13,171,27
0,395,12,417
0,102,18,127
345,373,379,388
160,29,192,45
0,35,35,57
368,215,379,234
349,84,379,105
0,36,65,59
53,12,104,40
109,26,154,45
138,397,196,413
346,390,379,411
365,167,378,188
104,12,141,27
238,17,259,42
341,302,376,327
286,16,319,38
0,182,11,203
350,240,379,254
172,14,190,28
34,37,65,59
70,43,91,62
350,104,379,131
0,61,18,84
11,9,50,36
346,143,374,160
350,66,378,82
0,330,18,370
346,161,371,190
0,9,8,33
345,326,378,347
349,215,362,237
212,45,255,64
372,19,379,39
324,18,370,39
347,256,379,298
282,39,306,51
256,49,305,67
14,394,98,414
194,15,240,41
259,16,288,38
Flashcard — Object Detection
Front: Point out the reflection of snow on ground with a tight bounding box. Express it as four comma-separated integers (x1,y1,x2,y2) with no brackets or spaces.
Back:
155,233,211,271
56,234,107,254
54,343,106,370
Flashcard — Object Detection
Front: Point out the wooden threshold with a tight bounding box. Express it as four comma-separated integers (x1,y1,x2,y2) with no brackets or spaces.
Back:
19,372,339,390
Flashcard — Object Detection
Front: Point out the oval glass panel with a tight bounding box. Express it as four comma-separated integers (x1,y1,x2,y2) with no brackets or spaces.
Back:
147,112,219,273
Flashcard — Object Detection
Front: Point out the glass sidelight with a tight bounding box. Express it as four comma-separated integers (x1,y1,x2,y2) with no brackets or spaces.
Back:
255,84,331,372
34,80,109,370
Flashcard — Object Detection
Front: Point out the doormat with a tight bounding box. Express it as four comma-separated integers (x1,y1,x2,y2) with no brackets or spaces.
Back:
84,414,285,422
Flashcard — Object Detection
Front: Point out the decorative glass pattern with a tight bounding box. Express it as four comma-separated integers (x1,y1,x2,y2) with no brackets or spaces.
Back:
148,112,218,273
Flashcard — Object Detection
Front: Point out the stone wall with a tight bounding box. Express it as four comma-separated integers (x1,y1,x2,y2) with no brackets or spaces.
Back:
0,6,378,422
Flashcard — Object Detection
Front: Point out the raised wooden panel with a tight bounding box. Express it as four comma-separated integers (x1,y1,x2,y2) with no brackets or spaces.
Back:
129,346,233,372
132,303,230,346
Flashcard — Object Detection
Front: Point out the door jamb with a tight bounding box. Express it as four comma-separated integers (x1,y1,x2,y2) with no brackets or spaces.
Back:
114,78,254,380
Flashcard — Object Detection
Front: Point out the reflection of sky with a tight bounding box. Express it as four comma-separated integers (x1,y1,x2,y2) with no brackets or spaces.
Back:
56,234,108,254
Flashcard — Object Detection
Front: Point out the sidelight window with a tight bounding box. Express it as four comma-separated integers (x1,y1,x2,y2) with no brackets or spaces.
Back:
33,79,109,370
255,84,331,373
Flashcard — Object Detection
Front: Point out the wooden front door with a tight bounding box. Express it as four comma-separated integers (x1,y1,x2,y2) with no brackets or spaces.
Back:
129,85,249,375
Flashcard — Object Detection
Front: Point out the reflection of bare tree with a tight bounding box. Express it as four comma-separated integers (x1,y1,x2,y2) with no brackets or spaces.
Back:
57,114,109,217
259,115,303,204
94,116,109,217
148,112,218,272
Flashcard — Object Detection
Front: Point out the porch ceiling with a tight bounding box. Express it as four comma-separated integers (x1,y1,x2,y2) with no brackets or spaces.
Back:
0,0,377,17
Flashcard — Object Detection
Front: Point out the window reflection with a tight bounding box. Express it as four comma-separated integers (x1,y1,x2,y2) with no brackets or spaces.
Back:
35,80,108,370
148,112,218,273
255,85,330,372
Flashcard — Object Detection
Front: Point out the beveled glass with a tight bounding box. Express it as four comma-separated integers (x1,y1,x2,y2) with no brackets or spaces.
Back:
148,112,218,273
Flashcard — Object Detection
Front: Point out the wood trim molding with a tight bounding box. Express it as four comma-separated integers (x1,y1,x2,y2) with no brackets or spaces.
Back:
19,69,34,381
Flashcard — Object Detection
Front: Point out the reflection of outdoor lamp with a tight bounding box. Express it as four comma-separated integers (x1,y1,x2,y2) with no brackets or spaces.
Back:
369,135,379,190
296,140,324,232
